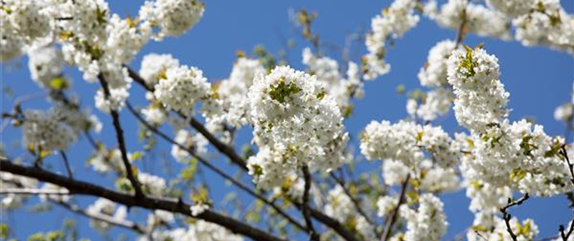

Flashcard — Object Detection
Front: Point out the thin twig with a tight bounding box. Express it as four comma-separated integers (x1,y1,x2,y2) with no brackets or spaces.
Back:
97,75,143,197
560,146,574,185
60,151,73,179
330,172,376,227
126,68,248,170
381,175,410,241
499,193,530,241
125,102,307,232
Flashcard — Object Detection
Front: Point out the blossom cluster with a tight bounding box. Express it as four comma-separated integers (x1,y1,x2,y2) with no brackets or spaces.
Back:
302,48,362,112
407,40,462,121
360,120,459,168
138,220,243,241
448,47,571,196
363,0,421,80
246,66,349,189
22,106,101,152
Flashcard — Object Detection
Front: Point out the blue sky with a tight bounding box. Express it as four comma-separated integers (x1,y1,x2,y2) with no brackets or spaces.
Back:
1,0,573,240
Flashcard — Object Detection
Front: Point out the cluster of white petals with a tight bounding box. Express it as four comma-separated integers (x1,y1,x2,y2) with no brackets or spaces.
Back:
554,83,574,123
246,66,349,189
302,48,362,111
87,198,128,231
201,57,266,128
448,47,571,196
399,194,448,241
0,0,51,61
139,0,204,39
324,185,377,240
154,65,210,112
0,172,38,209
360,120,459,168
363,0,420,80
139,53,181,86
427,0,511,40
447,47,509,133
139,220,243,241
171,129,208,162
27,46,65,89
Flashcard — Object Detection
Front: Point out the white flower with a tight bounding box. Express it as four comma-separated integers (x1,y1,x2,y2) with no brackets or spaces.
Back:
95,86,130,113
201,57,266,128
154,65,210,112
447,47,509,133
247,66,348,189
139,53,180,85
418,40,461,87
361,120,459,168
377,196,399,217
0,0,51,61
139,0,204,39
87,198,127,231
142,105,168,125
22,109,77,152
190,203,209,216
554,103,573,122
138,172,166,197
0,172,38,209
27,46,64,88
171,129,208,162
433,0,510,40
400,194,448,241
363,0,419,80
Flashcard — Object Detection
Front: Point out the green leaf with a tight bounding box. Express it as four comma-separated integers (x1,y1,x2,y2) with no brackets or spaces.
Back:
268,78,302,103
49,77,68,90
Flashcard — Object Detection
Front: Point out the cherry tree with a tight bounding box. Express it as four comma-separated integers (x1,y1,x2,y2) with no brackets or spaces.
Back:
1,0,573,240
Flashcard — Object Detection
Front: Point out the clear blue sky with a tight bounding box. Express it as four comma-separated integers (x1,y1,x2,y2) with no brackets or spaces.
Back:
1,0,573,240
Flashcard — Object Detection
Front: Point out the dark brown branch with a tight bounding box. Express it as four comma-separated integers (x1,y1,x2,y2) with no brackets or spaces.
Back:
560,219,574,241
0,158,288,241
560,146,574,185
126,67,248,170
126,102,306,232
97,75,143,197
126,69,356,241
499,193,530,241
381,175,410,241
302,166,320,241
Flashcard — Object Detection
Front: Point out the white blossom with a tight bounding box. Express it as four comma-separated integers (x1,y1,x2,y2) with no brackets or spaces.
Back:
139,0,204,39
400,194,447,241
154,65,210,112
247,66,348,189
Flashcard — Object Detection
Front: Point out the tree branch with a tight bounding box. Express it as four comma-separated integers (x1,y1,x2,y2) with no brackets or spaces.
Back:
126,102,307,233
302,165,320,241
126,67,248,170
330,172,376,227
499,193,530,241
0,158,288,241
381,175,410,241
60,151,73,179
97,75,144,197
